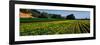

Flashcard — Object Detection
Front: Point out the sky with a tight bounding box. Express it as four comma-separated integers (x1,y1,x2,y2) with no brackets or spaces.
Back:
37,9,90,19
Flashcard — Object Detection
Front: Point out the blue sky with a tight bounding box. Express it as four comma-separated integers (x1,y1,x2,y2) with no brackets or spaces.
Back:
37,9,90,19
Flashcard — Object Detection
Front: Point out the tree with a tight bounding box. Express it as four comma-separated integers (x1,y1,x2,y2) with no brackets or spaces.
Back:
51,14,62,19
66,14,75,19
30,9,41,17
38,12,48,18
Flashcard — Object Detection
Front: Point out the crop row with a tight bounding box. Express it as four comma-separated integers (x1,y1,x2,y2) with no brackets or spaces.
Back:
20,20,90,36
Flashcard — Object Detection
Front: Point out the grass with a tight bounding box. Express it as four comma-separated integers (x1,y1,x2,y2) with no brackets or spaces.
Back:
20,18,90,36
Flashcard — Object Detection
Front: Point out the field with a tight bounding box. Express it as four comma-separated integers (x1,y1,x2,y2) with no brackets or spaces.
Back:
20,18,90,36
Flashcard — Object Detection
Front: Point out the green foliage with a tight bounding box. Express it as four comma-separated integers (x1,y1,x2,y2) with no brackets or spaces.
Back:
39,12,48,18
51,14,62,19
66,14,76,19
20,20,90,36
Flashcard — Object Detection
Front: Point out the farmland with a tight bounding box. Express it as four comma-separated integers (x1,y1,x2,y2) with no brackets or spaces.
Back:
20,19,90,36
19,9,90,36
